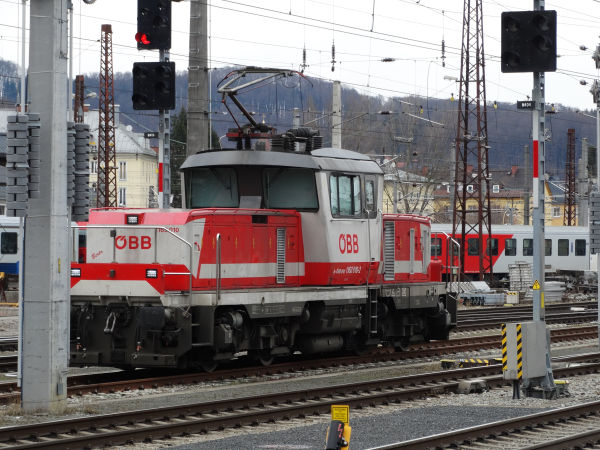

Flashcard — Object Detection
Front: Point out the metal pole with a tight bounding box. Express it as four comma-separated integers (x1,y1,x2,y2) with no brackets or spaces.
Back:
596,98,600,348
159,49,171,208
532,69,545,323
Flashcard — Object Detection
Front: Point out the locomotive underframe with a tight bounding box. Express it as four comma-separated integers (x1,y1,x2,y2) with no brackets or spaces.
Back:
70,282,455,369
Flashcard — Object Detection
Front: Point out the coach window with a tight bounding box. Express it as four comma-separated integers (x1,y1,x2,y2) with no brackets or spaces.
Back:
263,168,318,210
486,238,498,256
558,239,569,256
505,238,516,256
575,239,586,256
467,238,479,256
545,239,552,256
523,238,533,256
330,174,361,217
431,237,442,256
1,232,17,255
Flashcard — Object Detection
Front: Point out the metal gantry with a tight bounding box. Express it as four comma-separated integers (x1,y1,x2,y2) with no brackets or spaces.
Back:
452,0,493,280
73,75,85,124
96,24,117,207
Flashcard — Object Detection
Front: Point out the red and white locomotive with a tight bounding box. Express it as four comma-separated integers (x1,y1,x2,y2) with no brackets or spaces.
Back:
69,133,456,370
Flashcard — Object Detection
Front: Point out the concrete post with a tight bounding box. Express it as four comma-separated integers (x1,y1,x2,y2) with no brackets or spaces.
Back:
578,138,589,226
187,0,209,156
21,0,70,412
332,81,341,148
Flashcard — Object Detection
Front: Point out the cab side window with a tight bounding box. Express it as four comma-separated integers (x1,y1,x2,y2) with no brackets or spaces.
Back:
330,174,361,217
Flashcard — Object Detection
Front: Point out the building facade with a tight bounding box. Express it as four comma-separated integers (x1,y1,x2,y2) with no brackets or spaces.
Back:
86,107,158,208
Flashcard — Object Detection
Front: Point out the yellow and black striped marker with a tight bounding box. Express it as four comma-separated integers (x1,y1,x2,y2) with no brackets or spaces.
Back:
516,323,523,380
501,323,508,372
441,357,503,369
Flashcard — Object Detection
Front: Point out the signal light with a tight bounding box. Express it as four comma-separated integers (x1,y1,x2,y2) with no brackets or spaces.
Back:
132,61,176,110
135,32,151,46
501,10,557,73
137,0,171,50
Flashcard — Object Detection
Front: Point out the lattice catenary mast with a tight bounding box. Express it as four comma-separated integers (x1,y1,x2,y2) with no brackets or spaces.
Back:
563,128,576,226
97,24,117,207
452,0,493,280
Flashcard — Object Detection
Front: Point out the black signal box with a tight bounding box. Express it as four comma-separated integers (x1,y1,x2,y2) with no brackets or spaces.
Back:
137,0,171,50
132,61,176,110
501,10,557,73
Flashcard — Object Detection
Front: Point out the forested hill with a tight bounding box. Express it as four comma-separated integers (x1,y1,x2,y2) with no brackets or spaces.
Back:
0,58,597,178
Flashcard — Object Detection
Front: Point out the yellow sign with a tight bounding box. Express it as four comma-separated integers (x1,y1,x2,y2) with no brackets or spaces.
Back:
532,280,540,290
331,404,350,424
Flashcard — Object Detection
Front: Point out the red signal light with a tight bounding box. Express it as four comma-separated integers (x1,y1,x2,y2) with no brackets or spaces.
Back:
135,32,151,45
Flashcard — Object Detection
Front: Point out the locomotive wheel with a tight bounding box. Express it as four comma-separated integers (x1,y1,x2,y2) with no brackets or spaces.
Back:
394,338,411,352
200,360,218,373
251,350,274,366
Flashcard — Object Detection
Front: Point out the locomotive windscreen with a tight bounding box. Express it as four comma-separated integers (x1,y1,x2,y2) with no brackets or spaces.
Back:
186,165,318,210
187,167,239,208
263,168,318,210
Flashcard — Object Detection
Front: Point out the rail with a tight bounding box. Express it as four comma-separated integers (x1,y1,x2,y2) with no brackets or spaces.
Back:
71,224,194,297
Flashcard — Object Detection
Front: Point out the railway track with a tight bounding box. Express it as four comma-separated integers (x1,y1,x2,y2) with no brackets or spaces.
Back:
0,354,598,449
374,399,600,449
457,303,598,330
0,325,595,406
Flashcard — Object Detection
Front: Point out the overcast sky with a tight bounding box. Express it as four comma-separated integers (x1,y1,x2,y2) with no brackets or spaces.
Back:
2,0,600,112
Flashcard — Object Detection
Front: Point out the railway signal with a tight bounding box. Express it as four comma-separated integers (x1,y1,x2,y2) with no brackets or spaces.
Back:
131,61,176,110
501,10,557,73
136,0,171,50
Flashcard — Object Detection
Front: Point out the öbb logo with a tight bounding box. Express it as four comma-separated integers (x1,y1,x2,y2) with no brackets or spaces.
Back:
115,235,152,250
339,234,359,254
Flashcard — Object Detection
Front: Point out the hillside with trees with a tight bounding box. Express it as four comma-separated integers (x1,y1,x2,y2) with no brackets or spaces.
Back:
1,59,597,183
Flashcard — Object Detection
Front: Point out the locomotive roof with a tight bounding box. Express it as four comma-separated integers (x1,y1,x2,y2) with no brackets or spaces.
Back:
180,147,382,175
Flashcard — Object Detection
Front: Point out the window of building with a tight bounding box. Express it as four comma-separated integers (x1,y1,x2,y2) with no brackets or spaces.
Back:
466,185,474,193
119,161,127,181
486,238,498,256
0,232,17,254
545,239,552,256
467,238,479,256
431,237,442,256
552,207,561,218
118,187,126,206
330,174,361,217
505,238,517,256
558,239,569,256
575,239,586,256
492,185,500,193
90,160,97,174
523,238,533,256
